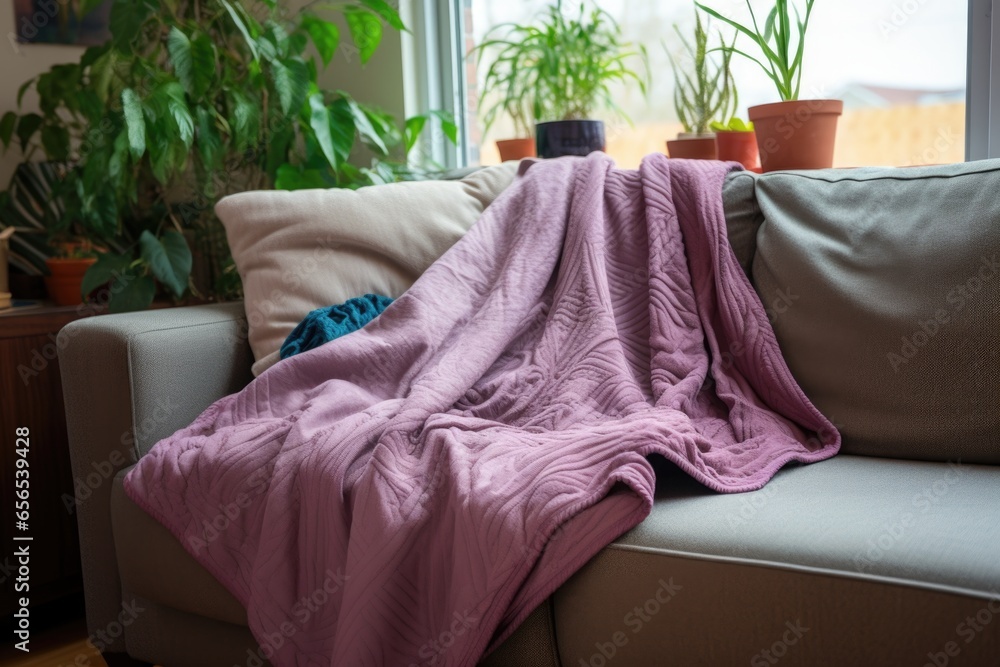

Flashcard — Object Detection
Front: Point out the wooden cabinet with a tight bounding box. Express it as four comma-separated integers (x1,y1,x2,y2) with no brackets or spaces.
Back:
1,304,97,618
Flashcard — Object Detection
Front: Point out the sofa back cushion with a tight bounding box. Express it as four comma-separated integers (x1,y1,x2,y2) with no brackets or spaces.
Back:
217,163,518,375
748,161,999,463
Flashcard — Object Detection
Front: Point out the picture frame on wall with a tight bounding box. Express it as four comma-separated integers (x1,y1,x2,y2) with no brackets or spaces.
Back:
13,0,113,46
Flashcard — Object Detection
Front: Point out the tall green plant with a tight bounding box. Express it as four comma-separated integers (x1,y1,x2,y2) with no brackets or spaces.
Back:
0,0,447,312
696,0,815,102
667,12,737,135
472,1,647,128
469,31,536,137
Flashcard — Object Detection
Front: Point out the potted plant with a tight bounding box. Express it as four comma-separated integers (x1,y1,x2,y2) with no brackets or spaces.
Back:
0,162,74,299
44,239,98,307
1,0,446,312
476,1,647,160
666,12,736,160
711,117,760,170
697,0,841,171
469,27,538,161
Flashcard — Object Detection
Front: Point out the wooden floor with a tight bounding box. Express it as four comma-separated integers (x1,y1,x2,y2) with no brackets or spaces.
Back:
0,640,107,667
0,618,106,667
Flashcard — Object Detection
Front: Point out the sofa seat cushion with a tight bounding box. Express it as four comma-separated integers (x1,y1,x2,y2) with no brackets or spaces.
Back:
625,454,1000,597
553,454,1000,665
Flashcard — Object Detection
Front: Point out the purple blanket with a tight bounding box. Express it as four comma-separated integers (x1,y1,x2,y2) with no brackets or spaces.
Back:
125,154,839,666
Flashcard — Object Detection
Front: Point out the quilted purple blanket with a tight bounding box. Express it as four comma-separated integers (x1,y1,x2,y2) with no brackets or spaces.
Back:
125,154,839,666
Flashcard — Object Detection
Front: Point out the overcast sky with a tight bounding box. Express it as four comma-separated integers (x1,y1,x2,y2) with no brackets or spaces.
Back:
471,0,968,121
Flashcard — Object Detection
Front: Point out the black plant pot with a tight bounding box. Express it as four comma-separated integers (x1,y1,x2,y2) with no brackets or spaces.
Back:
535,120,606,159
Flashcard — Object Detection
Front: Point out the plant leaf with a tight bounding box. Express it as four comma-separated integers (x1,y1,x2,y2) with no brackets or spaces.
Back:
81,252,131,296
301,14,340,66
274,164,328,190
220,0,259,61
328,97,357,162
139,229,192,298
168,28,216,99
344,7,382,64
108,131,129,188
16,113,43,152
109,0,153,49
167,28,195,93
308,92,338,170
432,110,458,144
404,115,426,154
109,274,156,313
196,106,223,171
0,112,16,149
272,57,310,115
345,97,387,154
40,124,70,161
17,79,34,107
356,0,406,31
160,82,195,148
121,88,146,159
229,90,260,153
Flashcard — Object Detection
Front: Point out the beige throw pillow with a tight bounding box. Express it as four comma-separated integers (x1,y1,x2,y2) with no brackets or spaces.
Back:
217,163,519,375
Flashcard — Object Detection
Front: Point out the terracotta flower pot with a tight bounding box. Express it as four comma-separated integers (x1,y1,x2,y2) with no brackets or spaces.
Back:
535,120,605,159
749,99,843,172
666,135,717,160
715,130,760,171
495,138,536,162
44,257,97,306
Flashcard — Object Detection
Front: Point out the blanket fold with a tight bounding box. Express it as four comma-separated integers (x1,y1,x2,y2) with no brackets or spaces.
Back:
125,154,839,667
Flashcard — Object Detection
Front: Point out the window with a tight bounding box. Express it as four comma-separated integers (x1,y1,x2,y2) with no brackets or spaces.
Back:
423,0,995,168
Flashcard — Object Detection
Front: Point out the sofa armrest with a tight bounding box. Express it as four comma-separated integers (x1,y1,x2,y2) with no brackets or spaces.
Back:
58,301,254,652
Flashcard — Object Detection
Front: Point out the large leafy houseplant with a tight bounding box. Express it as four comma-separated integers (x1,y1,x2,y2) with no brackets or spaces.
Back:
0,0,449,311
472,1,647,159
695,0,842,170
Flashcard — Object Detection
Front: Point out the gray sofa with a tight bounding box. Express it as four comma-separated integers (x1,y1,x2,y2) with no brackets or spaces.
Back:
59,161,999,666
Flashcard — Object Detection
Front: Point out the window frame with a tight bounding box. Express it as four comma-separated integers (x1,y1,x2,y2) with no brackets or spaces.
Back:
967,0,1000,160
402,0,469,170
416,0,999,166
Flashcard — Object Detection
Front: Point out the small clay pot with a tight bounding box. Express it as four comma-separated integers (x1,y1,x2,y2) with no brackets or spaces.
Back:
44,257,97,306
749,99,843,171
666,134,718,160
715,130,760,170
495,138,536,162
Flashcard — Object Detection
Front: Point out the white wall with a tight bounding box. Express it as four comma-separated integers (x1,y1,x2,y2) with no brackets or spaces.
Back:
0,1,408,188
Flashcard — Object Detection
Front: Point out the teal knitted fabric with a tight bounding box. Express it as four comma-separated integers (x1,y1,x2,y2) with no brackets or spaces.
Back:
280,294,394,360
